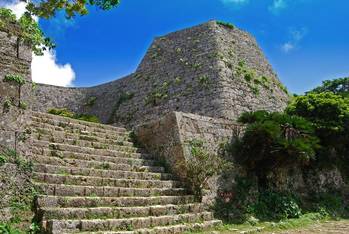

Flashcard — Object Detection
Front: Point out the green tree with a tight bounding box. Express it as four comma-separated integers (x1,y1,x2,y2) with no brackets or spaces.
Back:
22,0,120,19
286,92,349,167
310,77,349,98
231,111,319,183
0,8,54,55
286,92,349,130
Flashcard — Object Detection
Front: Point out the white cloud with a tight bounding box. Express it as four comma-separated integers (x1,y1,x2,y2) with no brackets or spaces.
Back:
290,28,307,41
1,0,27,18
281,27,308,53
269,0,287,13
222,0,249,3
281,42,294,53
2,0,76,87
31,51,75,87
220,0,249,6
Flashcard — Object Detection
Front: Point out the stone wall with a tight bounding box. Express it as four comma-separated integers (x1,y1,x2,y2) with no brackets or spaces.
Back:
32,21,289,127
0,23,32,151
134,111,244,203
134,111,347,204
0,23,34,223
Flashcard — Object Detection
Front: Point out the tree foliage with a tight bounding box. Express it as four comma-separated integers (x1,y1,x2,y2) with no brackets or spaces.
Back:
229,78,349,186
232,111,319,176
0,8,54,55
287,92,349,165
310,77,349,98
22,0,120,19
286,92,349,131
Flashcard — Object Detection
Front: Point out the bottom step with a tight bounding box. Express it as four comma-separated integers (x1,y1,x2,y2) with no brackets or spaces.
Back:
77,220,222,234
46,212,215,233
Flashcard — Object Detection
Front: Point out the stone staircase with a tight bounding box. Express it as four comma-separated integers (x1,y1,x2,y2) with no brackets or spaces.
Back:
28,111,221,233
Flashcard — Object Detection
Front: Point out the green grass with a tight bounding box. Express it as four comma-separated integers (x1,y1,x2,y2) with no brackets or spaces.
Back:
186,212,333,233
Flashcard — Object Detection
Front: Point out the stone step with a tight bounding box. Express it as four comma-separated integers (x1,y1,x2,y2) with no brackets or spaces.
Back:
31,131,134,147
33,173,182,189
33,126,130,142
37,195,196,208
31,112,127,133
76,220,222,234
33,164,174,181
30,117,129,138
31,155,165,173
34,183,188,197
32,140,140,155
31,136,136,152
31,146,156,167
40,203,205,220
31,146,152,161
45,212,214,233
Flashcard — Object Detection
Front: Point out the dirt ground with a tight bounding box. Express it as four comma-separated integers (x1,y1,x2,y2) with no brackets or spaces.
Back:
273,220,349,234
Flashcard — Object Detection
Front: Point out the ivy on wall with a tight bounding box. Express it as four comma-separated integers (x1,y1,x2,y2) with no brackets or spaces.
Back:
234,60,289,96
3,74,27,109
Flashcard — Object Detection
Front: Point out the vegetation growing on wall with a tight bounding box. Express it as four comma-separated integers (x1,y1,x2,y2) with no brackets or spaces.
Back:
4,74,26,86
108,91,134,124
234,60,289,95
3,74,27,108
0,147,39,233
0,8,54,56
217,77,349,225
84,96,97,107
48,108,100,123
0,148,32,172
186,139,229,201
145,82,171,106
217,20,235,30
229,82,349,184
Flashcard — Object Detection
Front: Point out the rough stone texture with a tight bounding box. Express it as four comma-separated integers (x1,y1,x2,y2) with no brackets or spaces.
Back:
32,21,289,127
0,163,33,225
0,24,33,225
135,111,244,203
0,24,32,151
135,112,347,203
27,111,222,233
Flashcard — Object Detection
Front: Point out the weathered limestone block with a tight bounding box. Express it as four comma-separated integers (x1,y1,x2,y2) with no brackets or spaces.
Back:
32,21,289,127
0,24,32,143
0,163,33,223
135,112,186,179
135,111,243,203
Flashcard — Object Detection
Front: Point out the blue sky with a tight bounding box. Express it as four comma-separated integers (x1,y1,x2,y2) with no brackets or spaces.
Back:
38,0,349,94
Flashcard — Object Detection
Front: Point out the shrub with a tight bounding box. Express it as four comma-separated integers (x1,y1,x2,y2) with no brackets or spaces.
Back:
232,111,319,176
217,20,235,29
214,176,257,222
313,193,348,217
48,108,75,118
186,139,229,201
85,96,97,107
3,74,26,86
0,148,33,172
250,191,302,220
48,108,100,123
